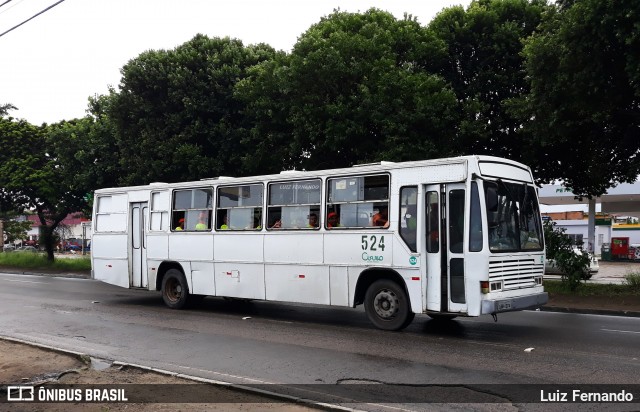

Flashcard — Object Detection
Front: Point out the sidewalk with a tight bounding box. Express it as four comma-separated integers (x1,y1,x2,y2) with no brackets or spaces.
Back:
544,260,640,284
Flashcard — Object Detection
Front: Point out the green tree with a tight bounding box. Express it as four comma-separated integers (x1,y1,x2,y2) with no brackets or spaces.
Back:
429,0,550,162
515,0,640,197
0,117,92,260
2,219,33,244
95,35,277,185
237,8,459,173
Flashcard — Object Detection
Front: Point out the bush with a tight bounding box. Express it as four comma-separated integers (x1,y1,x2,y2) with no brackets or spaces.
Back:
625,272,640,291
543,220,590,291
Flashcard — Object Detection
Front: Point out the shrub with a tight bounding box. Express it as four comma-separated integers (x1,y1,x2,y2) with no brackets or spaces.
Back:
543,220,590,291
625,272,640,291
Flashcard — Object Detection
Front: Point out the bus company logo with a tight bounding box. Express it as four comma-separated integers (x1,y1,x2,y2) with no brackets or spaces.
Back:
7,386,34,402
409,256,417,266
361,252,383,262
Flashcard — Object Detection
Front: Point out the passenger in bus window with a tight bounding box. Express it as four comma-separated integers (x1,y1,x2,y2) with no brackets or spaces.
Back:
195,211,209,230
270,218,282,229
372,206,389,228
327,212,340,228
307,213,319,228
219,214,229,230
175,218,185,231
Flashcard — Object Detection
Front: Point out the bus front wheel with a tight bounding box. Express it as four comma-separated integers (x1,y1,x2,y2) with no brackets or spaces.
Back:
162,269,190,309
364,279,413,331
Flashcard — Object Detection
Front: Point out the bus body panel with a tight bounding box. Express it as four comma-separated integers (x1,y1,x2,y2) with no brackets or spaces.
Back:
215,233,264,262
169,233,213,261
215,262,265,299
265,264,329,304
265,233,323,264
93,257,129,288
191,261,215,295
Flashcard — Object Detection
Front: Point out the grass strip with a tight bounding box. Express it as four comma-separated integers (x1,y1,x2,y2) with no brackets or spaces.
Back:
544,278,640,297
0,252,90,272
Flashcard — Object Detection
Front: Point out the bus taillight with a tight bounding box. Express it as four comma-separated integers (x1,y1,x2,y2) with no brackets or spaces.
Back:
480,281,490,294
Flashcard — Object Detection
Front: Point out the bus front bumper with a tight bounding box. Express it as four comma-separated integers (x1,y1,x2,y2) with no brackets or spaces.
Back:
481,292,548,314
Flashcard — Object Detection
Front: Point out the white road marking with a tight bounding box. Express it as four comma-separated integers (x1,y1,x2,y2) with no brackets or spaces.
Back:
601,329,640,334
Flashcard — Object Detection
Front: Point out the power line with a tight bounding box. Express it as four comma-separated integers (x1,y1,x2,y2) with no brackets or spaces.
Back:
0,1,13,9
0,0,66,39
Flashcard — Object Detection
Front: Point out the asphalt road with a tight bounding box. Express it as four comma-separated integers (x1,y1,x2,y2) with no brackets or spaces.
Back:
1,272,639,410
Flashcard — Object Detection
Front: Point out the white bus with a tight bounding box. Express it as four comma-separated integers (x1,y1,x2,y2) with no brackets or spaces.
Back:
91,155,547,330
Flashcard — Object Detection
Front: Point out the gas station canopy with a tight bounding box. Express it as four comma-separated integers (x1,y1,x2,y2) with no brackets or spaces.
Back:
538,181,640,217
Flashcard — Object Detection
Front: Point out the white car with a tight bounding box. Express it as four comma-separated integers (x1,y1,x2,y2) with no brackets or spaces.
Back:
545,247,599,276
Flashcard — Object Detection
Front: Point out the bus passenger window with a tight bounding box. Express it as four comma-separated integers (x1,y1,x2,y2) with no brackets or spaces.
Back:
327,175,389,229
267,179,321,230
172,188,212,231
216,184,263,231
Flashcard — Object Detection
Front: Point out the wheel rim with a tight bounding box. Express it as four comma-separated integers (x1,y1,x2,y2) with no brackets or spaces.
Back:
165,277,182,303
373,288,399,320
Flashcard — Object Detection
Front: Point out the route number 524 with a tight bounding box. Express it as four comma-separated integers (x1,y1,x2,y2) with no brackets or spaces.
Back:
361,235,385,251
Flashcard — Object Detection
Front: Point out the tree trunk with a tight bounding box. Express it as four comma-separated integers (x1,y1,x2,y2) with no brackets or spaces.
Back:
42,226,56,262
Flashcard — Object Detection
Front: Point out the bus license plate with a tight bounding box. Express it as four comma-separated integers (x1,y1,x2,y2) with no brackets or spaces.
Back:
497,300,512,311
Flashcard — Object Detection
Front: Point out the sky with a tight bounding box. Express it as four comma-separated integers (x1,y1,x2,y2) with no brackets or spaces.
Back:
0,0,472,125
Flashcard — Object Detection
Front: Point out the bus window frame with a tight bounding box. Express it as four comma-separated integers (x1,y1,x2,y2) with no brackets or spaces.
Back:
325,173,390,230
171,187,213,232
215,183,264,231
266,178,322,231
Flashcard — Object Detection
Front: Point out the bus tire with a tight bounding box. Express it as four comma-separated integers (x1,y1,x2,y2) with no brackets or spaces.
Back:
162,269,190,309
364,279,412,331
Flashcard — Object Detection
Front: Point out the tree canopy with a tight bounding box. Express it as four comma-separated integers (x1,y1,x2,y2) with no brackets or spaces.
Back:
0,117,92,259
238,8,459,173
514,0,640,197
2,1,640,259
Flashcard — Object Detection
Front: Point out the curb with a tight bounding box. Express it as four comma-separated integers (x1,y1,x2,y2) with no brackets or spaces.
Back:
0,336,357,412
0,268,90,279
540,306,640,317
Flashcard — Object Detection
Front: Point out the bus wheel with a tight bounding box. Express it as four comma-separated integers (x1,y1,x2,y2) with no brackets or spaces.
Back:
162,269,189,309
364,279,412,331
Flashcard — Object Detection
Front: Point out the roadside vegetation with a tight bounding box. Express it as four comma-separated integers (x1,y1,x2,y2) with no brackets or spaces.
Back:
544,273,640,297
0,252,90,272
543,220,591,290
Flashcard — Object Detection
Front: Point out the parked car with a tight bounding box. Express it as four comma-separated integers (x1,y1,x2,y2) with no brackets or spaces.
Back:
16,246,38,252
3,244,16,252
545,247,599,278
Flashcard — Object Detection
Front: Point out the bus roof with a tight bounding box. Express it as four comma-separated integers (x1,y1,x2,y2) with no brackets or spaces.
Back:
94,155,530,193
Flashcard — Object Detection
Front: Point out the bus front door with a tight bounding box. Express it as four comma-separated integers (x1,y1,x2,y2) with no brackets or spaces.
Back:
130,202,148,288
424,184,467,314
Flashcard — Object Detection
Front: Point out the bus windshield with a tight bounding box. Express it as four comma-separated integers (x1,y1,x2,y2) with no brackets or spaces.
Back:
485,181,543,252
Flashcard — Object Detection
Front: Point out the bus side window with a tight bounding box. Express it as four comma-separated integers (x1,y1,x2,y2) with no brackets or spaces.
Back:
426,191,439,253
267,179,321,230
400,187,417,252
216,184,263,231
327,174,389,229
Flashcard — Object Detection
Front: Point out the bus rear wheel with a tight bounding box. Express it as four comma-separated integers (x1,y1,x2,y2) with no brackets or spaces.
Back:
364,279,413,331
162,269,190,309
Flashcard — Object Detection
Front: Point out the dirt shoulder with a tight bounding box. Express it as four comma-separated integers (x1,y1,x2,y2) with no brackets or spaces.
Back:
0,339,316,411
